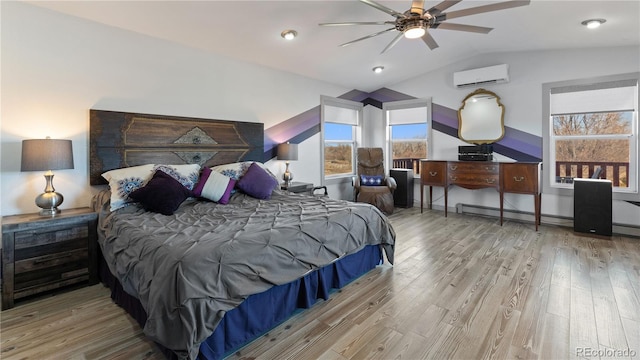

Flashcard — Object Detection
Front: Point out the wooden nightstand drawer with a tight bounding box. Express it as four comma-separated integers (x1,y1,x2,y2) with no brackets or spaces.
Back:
2,208,97,309
14,224,89,248
16,241,88,269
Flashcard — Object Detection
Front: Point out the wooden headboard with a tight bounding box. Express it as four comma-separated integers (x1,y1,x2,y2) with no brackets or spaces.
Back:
89,110,264,185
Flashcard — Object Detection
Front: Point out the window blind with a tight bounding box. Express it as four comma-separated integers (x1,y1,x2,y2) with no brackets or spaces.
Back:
550,80,637,115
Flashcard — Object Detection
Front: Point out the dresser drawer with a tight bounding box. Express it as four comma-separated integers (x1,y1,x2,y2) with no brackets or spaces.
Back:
421,161,447,185
501,163,539,193
447,161,499,188
448,162,499,175
449,173,499,188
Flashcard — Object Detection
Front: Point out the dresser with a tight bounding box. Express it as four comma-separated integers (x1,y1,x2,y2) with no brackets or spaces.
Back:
420,160,541,230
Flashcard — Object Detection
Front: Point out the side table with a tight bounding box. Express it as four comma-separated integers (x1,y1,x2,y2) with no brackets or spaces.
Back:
2,207,98,309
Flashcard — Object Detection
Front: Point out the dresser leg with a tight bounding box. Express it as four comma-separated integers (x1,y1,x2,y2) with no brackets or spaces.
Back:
535,193,541,231
444,187,448,217
500,191,504,226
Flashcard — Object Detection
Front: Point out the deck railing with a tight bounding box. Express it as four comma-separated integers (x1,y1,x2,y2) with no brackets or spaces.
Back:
392,158,422,175
555,161,629,187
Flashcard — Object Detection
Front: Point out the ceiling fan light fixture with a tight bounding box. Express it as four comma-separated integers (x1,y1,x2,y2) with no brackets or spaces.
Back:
281,30,298,40
372,66,384,73
581,18,606,29
404,25,426,39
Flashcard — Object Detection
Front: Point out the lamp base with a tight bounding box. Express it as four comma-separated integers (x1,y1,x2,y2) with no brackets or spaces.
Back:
35,190,63,217
39,207,61,216
282,162,293,188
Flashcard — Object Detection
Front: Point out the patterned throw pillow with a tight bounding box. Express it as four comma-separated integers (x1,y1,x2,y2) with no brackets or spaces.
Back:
210,161,253,181
360,175,385,186
102,164,201,211
211,161,279,190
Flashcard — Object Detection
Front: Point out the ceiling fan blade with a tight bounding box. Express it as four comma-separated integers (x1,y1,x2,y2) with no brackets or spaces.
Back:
381,32,405,54
319,21,394,26
426,0,462,16
432,22,493,34
359,0,405,18
437,0,530,21
339,28,397,47
410,0,425,15
422,32,439,50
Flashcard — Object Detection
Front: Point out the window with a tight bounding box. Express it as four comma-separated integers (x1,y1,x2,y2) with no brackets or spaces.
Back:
324,122,355,176
384,99,431,175
543,73,639,201
321,97,362,179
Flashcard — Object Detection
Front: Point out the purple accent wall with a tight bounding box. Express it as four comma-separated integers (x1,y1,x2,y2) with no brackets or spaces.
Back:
264,88,542,162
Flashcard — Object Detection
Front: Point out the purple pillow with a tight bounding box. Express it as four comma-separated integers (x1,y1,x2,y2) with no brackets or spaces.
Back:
236,162,278,199
360,175,384,186
193,167,235,204
129,170,194,215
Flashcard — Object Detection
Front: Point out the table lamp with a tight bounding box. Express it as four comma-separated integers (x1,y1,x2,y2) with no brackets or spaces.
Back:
277,142,298,188
21,137,74,216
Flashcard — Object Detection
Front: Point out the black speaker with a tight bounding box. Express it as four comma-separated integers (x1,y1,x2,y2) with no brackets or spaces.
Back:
574,178,612,236
390,168,414,208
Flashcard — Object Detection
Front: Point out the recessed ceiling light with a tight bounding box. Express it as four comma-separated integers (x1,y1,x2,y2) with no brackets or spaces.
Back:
581,18,606,29
281,30,298,40
372,66,384,74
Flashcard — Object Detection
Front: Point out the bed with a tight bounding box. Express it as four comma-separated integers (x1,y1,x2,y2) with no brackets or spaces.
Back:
89,110,396,359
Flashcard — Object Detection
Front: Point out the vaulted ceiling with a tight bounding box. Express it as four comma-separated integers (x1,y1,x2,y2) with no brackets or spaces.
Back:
28,1,640,91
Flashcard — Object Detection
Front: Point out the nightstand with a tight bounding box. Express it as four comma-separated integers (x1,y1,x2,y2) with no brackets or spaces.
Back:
1,207,98,309
281,182,314,194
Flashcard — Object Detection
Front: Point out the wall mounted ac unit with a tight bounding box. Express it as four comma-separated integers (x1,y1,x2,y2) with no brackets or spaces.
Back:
453,64,509,88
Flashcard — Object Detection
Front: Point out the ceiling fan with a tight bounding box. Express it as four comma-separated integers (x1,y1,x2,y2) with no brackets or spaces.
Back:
319,0,530,54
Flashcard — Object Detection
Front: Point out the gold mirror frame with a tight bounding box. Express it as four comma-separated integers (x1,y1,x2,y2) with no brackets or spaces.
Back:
457,88,505,145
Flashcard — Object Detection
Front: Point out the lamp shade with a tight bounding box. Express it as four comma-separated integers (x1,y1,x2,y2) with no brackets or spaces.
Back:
21,139,74,171
277,143,298,161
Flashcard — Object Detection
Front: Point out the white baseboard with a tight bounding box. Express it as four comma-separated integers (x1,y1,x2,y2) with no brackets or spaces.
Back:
451,203,640,238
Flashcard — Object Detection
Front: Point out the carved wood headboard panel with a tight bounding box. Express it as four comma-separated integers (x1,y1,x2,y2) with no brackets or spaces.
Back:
89,110,264,185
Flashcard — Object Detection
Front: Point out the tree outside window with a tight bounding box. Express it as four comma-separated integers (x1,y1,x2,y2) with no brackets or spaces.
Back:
553,112,632,187
390,123,427,173
324,123,354,176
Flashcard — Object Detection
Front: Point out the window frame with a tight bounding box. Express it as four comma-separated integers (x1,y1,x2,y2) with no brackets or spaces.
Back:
383,98,432,177
320,96,363,185
542,72,639,202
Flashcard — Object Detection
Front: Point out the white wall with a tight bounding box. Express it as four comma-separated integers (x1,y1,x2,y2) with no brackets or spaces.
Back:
3,3,638,228
388,46,640,227
0,2,347,217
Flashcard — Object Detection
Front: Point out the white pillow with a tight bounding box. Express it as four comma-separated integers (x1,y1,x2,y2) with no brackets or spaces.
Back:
102,164,201,211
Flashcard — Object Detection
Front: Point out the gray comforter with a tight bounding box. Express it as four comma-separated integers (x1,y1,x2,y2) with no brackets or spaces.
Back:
93,189,395,359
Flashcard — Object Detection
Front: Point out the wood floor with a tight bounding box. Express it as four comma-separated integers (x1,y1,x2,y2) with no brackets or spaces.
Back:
2,208,639,360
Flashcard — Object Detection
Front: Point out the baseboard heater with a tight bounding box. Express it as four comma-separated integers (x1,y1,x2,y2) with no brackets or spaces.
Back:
455,203,640,237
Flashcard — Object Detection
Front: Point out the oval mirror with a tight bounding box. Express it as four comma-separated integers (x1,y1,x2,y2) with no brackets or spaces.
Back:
458,88,505,145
